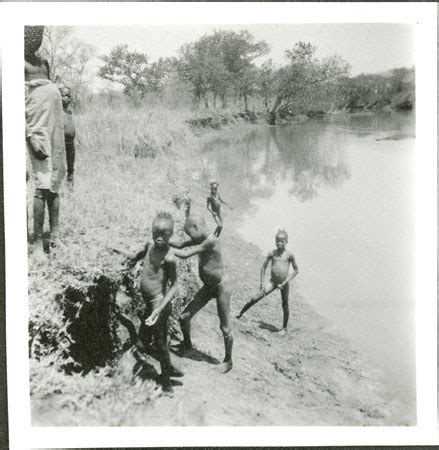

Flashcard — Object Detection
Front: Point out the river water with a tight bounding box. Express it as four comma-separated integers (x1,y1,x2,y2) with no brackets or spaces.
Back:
201,112,416,414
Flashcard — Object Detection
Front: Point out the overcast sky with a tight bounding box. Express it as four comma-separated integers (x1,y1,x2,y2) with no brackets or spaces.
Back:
73,23,414,87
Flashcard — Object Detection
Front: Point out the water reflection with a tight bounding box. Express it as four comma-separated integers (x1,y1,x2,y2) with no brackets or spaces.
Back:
202,119,351,204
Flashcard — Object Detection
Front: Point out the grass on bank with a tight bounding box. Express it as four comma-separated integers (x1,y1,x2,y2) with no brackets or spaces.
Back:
28,102,201,395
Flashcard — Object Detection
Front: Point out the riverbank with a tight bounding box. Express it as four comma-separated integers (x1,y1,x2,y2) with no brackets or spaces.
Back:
28,104,411,425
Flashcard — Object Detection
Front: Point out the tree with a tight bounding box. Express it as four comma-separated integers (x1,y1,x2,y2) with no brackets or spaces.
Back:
40,26,96,107
268,42,351,124
177,30,269,109
98,45,177,102
98,44,150,100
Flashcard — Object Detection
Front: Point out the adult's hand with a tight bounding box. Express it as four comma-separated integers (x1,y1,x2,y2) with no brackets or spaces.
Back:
28,136,48,160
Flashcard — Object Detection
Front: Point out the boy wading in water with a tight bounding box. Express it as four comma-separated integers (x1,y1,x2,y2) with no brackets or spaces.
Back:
170,215,233,373
236,230,299,335
25,26,66,256
117,212,183,392
207,182,233,237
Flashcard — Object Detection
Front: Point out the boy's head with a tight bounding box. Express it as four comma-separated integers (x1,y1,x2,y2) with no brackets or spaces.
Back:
275,229,288,250
59,86,72,108
152,212,174,247
24,26,44,56
184,215,208,242
210,181,218,193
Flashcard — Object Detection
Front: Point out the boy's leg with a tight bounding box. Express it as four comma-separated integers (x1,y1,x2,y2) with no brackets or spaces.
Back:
216,280,233,373
278,283,289,335
31,189,46,255
213,212,223,237
66,140,75,192
154,304,173,391
236,281,276,319
179,285,213,349
46,191,60,245
137,300,153,353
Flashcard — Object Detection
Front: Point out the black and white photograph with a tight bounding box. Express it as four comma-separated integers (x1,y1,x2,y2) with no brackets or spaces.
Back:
1,1,437,447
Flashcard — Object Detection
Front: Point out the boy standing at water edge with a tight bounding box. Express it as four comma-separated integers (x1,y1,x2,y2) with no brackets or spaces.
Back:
237,230,299,335
115,212,182,392
170,215,233,373
207,181,233,237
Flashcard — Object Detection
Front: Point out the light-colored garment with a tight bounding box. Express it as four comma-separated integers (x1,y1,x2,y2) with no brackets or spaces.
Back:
25,79,66,193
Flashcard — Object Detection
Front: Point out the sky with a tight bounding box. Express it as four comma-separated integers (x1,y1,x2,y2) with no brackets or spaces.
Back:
74,23,414,86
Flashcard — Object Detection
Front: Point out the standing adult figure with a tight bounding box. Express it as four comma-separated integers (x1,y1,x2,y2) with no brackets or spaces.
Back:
25,26,66,256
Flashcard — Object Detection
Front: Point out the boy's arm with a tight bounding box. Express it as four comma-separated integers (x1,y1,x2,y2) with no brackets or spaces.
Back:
145,257,177,326
169,236,196,249
260,252,272,289
110,242,150,263
279,253,299,288
173,237,212,259
219,194,233,210
206,196,212,213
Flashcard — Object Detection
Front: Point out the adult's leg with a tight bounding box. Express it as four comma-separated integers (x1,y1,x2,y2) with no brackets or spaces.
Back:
31,189,46,256
236,281,276,319
216,281,233,373
46,191,60,244
279,283,290,335
179,285,213,349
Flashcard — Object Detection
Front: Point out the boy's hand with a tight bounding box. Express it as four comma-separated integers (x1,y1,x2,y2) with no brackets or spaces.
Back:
277,282,285,290
28,136,48,160
145,309,160,327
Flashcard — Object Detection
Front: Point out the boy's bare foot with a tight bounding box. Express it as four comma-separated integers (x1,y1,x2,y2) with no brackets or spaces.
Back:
235,314,242,320
170,363,184,377
175,341,193,353
218,360,233,374
161,382,174,394
277,328,287,336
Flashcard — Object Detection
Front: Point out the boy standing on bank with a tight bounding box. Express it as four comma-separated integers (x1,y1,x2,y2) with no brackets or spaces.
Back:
236,230,299,335
170,215,233,373
115,212,183,392
207,181,233,237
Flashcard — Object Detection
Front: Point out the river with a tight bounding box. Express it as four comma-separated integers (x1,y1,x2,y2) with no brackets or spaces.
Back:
201,111,416,416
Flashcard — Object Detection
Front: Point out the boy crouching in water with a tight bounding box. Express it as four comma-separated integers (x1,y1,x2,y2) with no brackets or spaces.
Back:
236,230,298,335
116,212,182,392
170,215,233,373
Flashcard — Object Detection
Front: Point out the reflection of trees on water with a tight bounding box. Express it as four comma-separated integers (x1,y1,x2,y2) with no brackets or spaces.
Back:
202,121,351,206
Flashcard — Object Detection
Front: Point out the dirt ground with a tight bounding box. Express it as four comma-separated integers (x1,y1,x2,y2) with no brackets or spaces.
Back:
31,197,406,426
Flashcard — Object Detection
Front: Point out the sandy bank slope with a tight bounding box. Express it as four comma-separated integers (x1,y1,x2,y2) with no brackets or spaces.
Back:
126,228,403,426
31,224,404,426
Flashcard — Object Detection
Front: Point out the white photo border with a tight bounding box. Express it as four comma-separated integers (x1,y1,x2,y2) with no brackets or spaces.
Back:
1,1,437,448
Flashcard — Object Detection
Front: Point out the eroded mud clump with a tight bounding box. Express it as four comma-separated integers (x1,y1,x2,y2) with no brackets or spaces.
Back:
63,275,120,372
30,259,200,373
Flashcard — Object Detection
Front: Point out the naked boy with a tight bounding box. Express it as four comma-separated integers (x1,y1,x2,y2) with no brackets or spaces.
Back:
206,182,232,237
170,215,233,373
236,230,298,335
115,212,182,392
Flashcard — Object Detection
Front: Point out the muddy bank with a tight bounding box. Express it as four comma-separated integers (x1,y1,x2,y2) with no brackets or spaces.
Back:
31,186,410,426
